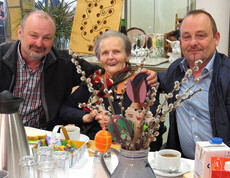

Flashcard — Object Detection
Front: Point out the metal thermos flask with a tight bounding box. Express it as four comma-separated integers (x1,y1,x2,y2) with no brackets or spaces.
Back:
0,90,30,178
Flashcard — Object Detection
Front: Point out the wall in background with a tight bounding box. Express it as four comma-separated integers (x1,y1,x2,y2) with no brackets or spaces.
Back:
154,0,187,33
126,0,190,34
196,0,230,55
126,0,155,34
126,0,229,55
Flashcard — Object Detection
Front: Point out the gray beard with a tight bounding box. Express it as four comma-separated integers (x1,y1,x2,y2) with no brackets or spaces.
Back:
28,49,45,60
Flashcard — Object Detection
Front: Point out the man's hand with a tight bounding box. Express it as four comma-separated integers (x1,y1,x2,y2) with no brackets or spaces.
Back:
140,68,157,87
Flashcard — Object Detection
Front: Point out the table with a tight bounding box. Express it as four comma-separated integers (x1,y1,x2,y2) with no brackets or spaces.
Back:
58,149,194,178
29,142,194,178
28,127,194,178
82,55,170,72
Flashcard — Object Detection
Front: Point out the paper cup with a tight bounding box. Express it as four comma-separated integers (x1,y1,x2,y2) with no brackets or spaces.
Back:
60,126,80,141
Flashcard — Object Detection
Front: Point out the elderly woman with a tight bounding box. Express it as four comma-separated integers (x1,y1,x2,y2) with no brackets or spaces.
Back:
59,31,165,151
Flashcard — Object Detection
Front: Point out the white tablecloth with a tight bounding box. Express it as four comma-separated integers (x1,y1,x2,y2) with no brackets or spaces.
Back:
30,143,194,178
72,152,194,178
28,127,194,178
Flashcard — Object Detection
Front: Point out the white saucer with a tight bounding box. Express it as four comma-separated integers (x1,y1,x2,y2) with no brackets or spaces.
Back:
150,158,193,177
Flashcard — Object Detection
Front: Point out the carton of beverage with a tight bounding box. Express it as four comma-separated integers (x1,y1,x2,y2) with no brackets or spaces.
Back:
194,138,230,178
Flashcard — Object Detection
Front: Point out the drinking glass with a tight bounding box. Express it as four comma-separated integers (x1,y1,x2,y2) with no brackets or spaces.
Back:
35,146,53,164
94,150,111,158
53,151,69,178
0,170,8,178
37,161,56,178
92,155,111,178
19,156,37,178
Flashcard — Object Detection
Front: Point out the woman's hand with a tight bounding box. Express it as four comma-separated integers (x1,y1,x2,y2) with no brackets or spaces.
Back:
82,110,98,123
95,112,109,130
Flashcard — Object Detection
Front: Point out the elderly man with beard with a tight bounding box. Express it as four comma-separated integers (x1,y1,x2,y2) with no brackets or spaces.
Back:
0,10,157,131
157,9,230,159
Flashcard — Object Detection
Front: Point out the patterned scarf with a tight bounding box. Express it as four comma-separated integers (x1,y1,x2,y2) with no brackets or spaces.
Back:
83,63,135,112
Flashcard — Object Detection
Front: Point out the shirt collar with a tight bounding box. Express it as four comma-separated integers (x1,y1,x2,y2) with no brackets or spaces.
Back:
17,42,26,66
180,51,216,77
204,51,215,77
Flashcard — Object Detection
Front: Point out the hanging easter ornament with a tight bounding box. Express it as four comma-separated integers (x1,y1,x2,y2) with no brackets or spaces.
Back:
94,112,112,153
108,115,133,145
94,129,112,153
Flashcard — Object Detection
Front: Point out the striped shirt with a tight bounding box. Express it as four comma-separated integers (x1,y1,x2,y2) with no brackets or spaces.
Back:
13,43,45,128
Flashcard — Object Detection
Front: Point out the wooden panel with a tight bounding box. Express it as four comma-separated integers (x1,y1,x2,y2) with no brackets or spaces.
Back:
7,0,20,6
8,8,21,40
69,0,124,56
6,0,34,41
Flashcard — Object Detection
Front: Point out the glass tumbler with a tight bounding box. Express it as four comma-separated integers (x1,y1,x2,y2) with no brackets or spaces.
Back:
37,161,56,178
0,170,9,178
35,146,53,164
19,156,37,178
53,151,69,178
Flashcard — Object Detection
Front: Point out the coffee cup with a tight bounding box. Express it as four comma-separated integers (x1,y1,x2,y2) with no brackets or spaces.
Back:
60,126,80,141
158,149,181,172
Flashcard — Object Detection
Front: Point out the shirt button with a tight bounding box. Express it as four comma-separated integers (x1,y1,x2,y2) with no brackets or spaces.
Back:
195,135,198,139
192,117,195,121
190,106,193,110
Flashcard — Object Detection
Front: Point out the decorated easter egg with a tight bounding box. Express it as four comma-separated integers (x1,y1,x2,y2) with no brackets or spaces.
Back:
94,130,112,153
108,115,133,145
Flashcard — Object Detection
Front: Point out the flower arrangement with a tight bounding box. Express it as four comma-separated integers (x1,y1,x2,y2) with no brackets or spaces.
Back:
69,50,211,151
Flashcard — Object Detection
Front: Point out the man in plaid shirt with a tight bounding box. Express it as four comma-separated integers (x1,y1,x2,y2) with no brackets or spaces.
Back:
0,11,99,130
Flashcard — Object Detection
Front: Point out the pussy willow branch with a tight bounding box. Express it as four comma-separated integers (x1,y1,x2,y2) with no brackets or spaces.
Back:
144,68,213,148
102,76,115,116
186,69,213,92
120,80,129,116
135,50,152,73
180,88,202,103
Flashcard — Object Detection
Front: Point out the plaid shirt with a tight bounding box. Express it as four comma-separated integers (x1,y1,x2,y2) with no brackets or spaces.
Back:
13,44,45,128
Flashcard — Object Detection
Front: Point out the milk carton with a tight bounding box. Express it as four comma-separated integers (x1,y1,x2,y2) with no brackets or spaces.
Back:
194,137,230,178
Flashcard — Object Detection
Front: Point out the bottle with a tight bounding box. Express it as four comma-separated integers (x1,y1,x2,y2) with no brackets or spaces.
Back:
120,19,127,35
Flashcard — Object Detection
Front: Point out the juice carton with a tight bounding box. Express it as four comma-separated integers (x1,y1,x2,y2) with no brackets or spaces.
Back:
194,137,230,178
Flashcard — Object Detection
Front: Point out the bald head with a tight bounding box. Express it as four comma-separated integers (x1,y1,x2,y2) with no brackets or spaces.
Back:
181,9,217,37
20,11,56,33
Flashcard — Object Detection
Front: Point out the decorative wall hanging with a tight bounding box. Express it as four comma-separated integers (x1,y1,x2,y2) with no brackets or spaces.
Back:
69,0,124,56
